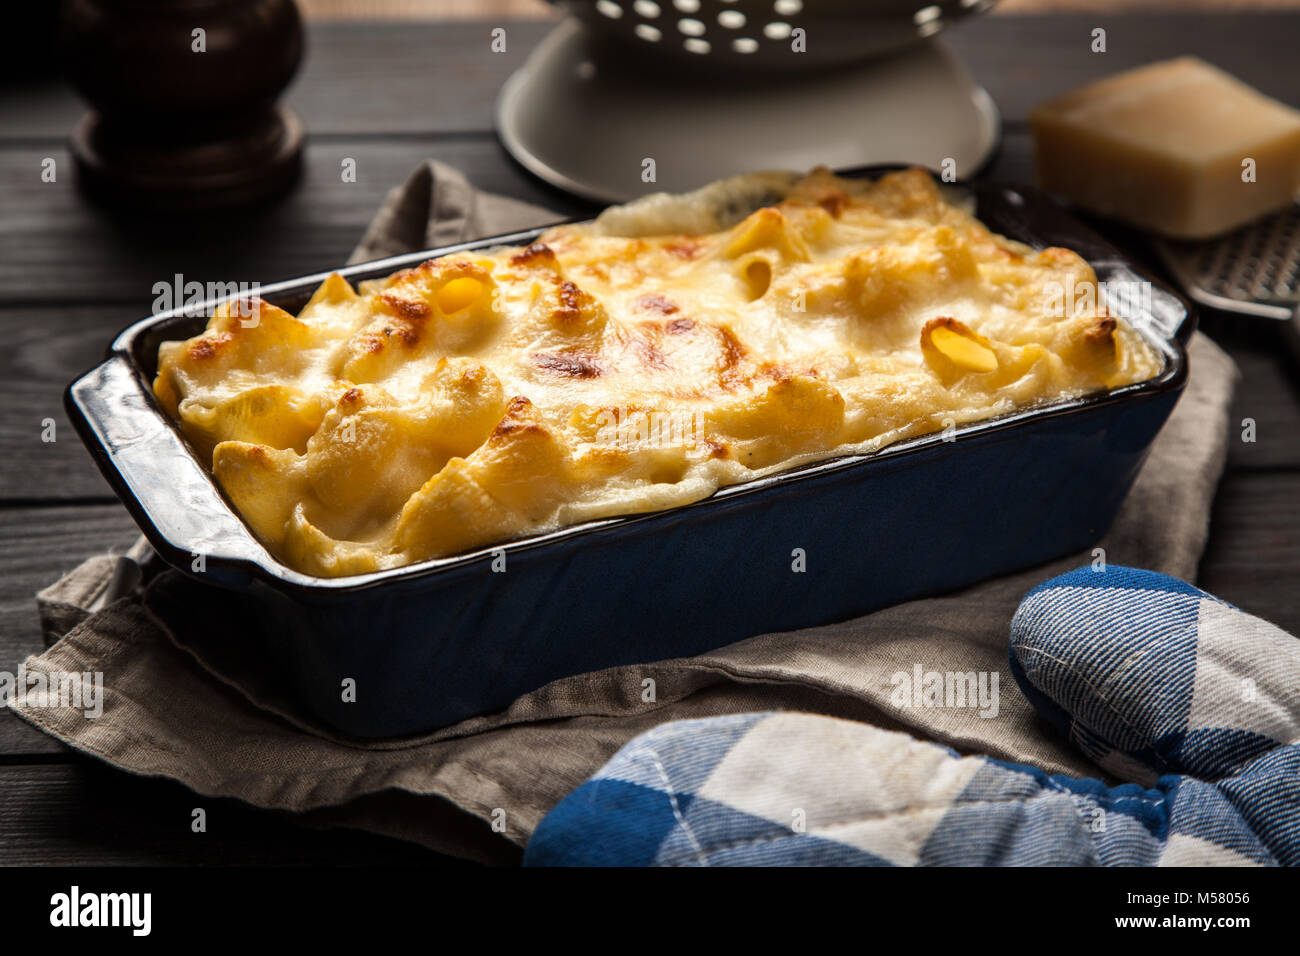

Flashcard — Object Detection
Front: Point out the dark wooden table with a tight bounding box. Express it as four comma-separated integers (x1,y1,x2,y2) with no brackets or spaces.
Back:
1,13,1297,865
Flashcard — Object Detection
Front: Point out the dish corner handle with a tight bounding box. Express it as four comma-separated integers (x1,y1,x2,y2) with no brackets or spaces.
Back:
1147,279,1198,351
65,355,269,578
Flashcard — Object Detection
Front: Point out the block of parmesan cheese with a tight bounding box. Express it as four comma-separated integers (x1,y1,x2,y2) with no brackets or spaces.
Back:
1031,57,1300,239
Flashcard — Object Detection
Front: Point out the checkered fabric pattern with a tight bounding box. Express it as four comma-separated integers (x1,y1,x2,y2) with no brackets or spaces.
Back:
524,567,1300,866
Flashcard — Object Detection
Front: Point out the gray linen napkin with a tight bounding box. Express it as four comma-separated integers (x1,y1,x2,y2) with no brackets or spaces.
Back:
11,161,1240,864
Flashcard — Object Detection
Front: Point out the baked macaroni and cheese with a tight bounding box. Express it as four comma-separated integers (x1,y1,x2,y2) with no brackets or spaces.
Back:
154,168,1163,577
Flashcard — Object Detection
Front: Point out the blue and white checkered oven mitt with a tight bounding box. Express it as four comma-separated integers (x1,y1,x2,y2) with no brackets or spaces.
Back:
524,567,1299,866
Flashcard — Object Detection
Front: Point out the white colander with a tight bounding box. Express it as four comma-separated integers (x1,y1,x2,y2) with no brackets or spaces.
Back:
499,1,1002,201
558,0,996,70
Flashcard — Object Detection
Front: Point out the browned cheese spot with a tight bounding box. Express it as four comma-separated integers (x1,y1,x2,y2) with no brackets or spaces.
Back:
664,239,702,260
630,333,669,371
379,293,431,321
716,325,746,387
187,333,232,361
510,242,556,267
492,396,547,438
531,350,603,378
635,293,679,315
1086,315,1118,343
553,279,584,325
815,190,849,218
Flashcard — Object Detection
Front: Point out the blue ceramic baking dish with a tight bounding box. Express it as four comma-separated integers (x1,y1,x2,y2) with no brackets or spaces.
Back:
66,168,1194,737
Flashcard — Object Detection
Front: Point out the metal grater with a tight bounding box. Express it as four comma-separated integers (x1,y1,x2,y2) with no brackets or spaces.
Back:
1153,202,1300,324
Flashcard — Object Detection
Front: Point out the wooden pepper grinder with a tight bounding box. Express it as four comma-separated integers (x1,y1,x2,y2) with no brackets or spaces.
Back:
62,0,305,212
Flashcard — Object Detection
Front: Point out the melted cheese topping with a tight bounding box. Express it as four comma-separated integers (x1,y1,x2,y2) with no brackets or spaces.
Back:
154,168,1162,577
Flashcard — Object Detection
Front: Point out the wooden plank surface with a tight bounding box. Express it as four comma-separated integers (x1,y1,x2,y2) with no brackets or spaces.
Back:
1200,471,1300,634
0,14,1297,866
0,22,544,141
4,15,1298,140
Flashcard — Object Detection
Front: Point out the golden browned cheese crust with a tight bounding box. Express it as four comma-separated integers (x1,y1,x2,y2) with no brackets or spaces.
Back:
154,168,1163,576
